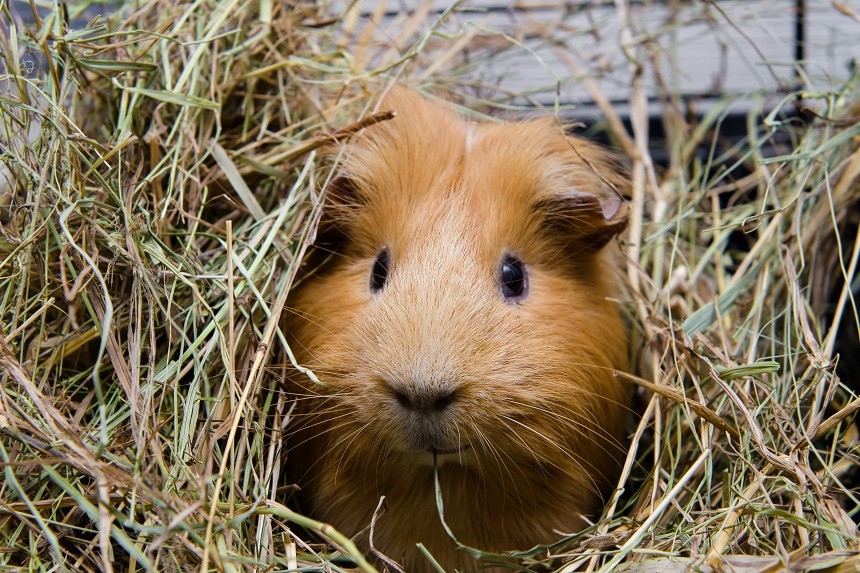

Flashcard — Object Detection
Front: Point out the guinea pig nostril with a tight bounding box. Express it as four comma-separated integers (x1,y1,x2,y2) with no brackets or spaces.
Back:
432,390,457,412
389,385,458,413
393,390,414,410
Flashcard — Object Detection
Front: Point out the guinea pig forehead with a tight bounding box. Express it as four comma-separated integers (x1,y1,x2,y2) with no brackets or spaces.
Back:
460,139,555,232
402,201,479,250
461,132,627,258
333,188,475,264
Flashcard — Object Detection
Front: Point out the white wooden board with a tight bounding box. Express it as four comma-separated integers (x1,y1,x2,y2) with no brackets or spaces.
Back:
331,0,860,113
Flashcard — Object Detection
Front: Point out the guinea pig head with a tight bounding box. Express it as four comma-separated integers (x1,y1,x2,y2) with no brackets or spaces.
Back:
286,88,630,564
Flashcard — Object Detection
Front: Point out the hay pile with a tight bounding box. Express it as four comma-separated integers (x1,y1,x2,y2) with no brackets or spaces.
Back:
0,1,858,571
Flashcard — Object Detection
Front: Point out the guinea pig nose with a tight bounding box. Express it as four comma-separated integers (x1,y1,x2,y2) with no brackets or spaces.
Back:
390,386,458,413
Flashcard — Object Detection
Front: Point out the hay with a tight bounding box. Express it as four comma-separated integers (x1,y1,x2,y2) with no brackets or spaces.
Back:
0,1,858,571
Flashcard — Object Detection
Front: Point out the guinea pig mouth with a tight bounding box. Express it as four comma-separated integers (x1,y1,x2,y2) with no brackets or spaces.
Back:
430,444,471,456
406,444,472,467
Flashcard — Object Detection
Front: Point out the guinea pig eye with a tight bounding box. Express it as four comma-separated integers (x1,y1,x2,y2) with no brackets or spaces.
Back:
500,256,528,301
370,248,390,293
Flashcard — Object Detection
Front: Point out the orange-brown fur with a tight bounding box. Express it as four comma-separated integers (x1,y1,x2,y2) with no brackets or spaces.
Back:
286,89,630,572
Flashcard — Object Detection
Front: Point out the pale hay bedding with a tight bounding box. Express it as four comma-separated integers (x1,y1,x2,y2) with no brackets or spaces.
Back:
0,1,858,571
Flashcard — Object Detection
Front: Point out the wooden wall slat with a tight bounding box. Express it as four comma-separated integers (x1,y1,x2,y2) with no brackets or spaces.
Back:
333,0,859,112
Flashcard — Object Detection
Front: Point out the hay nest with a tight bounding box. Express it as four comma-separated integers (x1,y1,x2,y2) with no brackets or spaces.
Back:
1,1,858,571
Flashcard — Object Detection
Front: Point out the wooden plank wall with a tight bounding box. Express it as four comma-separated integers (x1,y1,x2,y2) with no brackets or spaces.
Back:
333,0,860,114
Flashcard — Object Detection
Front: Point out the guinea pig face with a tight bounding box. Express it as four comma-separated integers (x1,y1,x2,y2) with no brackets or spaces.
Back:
289,88,629,493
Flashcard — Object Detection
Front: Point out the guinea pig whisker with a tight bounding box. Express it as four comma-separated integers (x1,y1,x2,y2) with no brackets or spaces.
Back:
500,415,603,496
288,402,345,419
287,380,352,397
468,420,510,480
284,393,341,403
369,418,399,469
526,400,641,470
549,386,639,418
289,413,357,440
469,423,531,511
301,392,348,406
288,419,359,456
526,426,608,496
297,408,356,423
282,306,339,338
290,398,344,416
381,433,403,473
453,424,464,463
325,421,376,483
291,420,370,485
507,399,629,457
498,416,562,475
489,420,555,510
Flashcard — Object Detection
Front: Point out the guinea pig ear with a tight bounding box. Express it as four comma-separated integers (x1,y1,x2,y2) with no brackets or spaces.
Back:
534,132,631,252
536,190,628,253
312,172,359,251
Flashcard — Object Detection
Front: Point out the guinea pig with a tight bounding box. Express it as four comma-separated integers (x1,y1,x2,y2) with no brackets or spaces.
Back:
286,87,630,572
